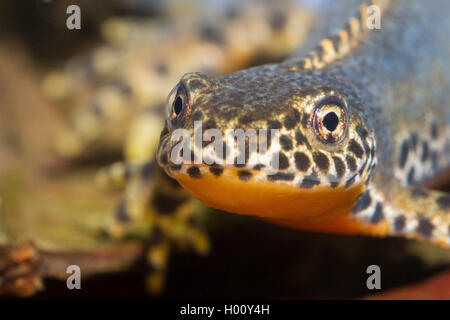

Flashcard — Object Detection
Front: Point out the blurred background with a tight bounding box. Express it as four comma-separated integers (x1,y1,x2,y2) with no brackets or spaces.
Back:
0,0,449,299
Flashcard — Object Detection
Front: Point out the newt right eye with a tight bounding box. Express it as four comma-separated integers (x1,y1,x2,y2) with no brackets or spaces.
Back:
313,97,348,144
166,83,189,128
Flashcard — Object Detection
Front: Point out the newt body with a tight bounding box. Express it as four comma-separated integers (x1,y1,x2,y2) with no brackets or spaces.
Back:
158,0,450,247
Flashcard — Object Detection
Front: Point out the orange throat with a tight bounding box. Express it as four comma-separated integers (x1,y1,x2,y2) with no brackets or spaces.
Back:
171,167,390,236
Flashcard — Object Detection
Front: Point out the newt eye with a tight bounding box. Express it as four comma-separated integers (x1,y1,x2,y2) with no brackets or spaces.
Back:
314,98,348,143
166,83,189,128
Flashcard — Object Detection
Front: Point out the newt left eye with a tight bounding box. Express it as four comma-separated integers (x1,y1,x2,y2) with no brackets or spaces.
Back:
314,99,348,143
166,83,189,128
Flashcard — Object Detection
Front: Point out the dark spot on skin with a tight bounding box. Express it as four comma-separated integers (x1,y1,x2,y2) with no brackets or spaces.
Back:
115,200,130,222
155,62,169,75
351,191,371,213
269,10,286,31
267,120,282,130
346,156,357,172
417,217,434,238
410,132,418,150
370,203,384,224
430,121,438,139
187,166,201,179
394,215,406,232
253,164,265,170
406,167,415,185
330,181,339,188
332,156,345,179
268,172,295,181
399,140,409,168
209,165,223,177
239,115,253,125
313,152,330,172
294,152,310,171
192,111,203,121
295,130,311,149
199,24,225,45
421,141,429,162
278,152,290,170
436,195,450,210
411,188,429,198
348,139,364,158
345,175,356,188
238,170,252,181
300,176,320,188
283,109,300,129
280,135,293,151
169,164,182,171
355,125,369,140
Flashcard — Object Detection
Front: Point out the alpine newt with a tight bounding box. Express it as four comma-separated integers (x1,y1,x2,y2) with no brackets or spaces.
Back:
157,0,450,248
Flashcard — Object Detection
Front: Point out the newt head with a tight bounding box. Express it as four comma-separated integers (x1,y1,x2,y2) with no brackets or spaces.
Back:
157,68,380,233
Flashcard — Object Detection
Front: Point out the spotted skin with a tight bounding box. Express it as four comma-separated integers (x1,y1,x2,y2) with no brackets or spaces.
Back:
158,0,450,247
